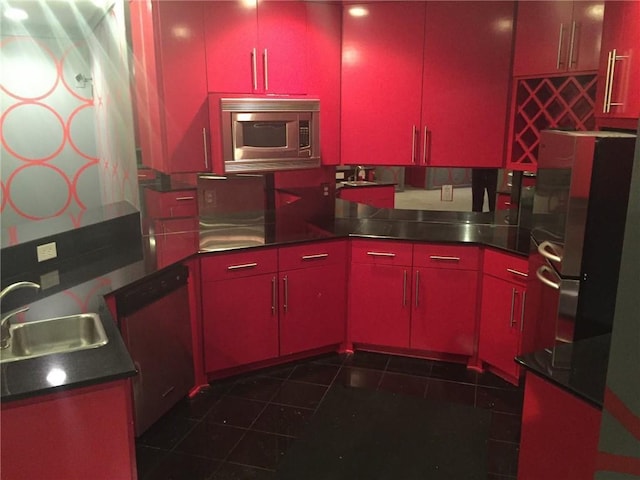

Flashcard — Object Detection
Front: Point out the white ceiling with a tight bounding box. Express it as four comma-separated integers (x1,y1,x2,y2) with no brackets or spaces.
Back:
1,0,114,39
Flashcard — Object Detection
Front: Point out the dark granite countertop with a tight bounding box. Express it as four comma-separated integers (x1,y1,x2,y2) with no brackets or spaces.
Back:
515,334,611,409
1,188,530,403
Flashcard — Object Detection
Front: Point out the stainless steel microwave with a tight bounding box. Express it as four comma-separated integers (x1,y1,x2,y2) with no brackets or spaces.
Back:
219,97,320,173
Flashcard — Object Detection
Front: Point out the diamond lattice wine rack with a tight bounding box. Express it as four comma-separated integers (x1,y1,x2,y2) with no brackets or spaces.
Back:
507,74,598,171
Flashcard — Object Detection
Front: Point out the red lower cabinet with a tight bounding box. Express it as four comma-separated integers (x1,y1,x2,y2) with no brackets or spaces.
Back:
518,372,601,480
1,380,136,480
349,262,412,348
279,241,347,356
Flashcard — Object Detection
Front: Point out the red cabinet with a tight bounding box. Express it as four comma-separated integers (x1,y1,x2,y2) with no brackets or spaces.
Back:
341,1,514,168
144,188,198,219
478,249,529,383
201,249,279,372
337,185,395,208
595,0,640,127
341,2,425,166
204,1,307,94
278,241,347,356
1,380,137,480
513,1,603,77
420,1,514,168
130,1,210,174
349,240,414,348
411,245,480,356
518,372,601,480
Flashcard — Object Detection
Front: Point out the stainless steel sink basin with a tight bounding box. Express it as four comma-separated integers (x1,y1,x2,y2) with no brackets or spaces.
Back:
0,313,108,363
342,181,379,186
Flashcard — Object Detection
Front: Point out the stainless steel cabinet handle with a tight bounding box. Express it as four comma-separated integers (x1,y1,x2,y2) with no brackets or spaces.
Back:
403,270,407,307
301,253,329,260
202,128,208,169
227,262,258,271
603,50,614,112
536,265,561,290
414,270,420,308
411,125,417,164
366,251,396,257
538,240,563,263
251,47,258,91
271,276,276,315
429,255,461,262
263,48,269,91
283,275,288,312
175,196,195,201
556,23,565,69
520,291,526,332
507,268,528,278
510,288,517,327
161,386,176,398
422,126,428,164
605,49,629,112
568,21,577,67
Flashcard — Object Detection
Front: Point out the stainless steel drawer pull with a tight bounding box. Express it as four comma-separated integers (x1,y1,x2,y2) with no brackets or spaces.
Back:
536,265,560,290
227,262,258,271
429,255,460,262
507,268,528,278
366,251,396,257
520,291,527,332
402,270,407,307
283,275,288,313
538,240,563,263
175,196,194,201
202,128,208,169
414,270,420,308
271,276,276,315
302,253,329,260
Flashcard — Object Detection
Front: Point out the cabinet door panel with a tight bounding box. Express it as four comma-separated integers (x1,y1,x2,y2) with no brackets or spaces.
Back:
258,1,307,94
280,264,346,356
479,275,522,379
341,2,425,166
205,1,257,93
411,268,478,356
422,1,513,168
570,1,605,72
349,263,411,348
202,274,278,372
513,1,574,76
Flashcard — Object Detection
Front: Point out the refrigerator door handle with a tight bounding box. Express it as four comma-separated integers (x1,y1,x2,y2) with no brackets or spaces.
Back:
538,240,563,263
536,265,561,290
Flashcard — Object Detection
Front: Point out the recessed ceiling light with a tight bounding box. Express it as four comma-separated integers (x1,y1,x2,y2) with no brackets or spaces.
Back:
348,6,369,17
4,7,28,22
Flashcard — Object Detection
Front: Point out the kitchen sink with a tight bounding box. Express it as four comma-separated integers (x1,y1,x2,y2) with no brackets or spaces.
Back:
0,313,108,363
342,181,379,187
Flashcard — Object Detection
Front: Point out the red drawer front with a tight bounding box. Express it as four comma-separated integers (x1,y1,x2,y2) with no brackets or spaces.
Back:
278,240,347,271
413,244,480,270
483,248,529,284
201,248,278,281
350,239,413,266
145,189,198,218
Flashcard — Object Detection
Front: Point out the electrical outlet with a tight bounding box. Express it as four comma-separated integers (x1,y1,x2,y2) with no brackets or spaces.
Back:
37,242,57,262
441,185,454,202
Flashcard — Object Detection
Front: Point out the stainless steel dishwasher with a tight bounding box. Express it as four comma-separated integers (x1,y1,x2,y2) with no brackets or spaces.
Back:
116,265,194,436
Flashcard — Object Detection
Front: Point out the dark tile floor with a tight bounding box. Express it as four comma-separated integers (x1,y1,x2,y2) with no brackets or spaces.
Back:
136,351,524,480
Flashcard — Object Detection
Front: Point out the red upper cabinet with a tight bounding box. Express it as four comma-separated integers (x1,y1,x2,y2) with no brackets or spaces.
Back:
130,1,210,174
513,1,603,77
421,1,514,167
595,1,640,126
342,1,514,168
341,2,426,166
205,1,307,95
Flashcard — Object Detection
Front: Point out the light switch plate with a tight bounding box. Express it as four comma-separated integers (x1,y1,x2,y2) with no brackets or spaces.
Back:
441,185,453,202
36,242,57,262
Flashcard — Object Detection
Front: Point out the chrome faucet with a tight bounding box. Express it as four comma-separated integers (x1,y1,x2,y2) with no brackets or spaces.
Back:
355,165,366,181
1,282,40,349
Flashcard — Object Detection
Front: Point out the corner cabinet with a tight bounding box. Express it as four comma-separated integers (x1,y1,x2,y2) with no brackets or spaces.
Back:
478,249,529,384
513,1,603,77
341,1,514,168
204,1,307,95
594,0,640,128
129,1,210,174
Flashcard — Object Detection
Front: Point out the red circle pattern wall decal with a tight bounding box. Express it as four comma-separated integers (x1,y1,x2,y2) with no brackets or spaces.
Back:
0,36,99,227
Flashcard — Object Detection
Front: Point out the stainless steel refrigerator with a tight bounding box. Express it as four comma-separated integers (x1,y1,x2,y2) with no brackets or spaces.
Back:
525,130,636,365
